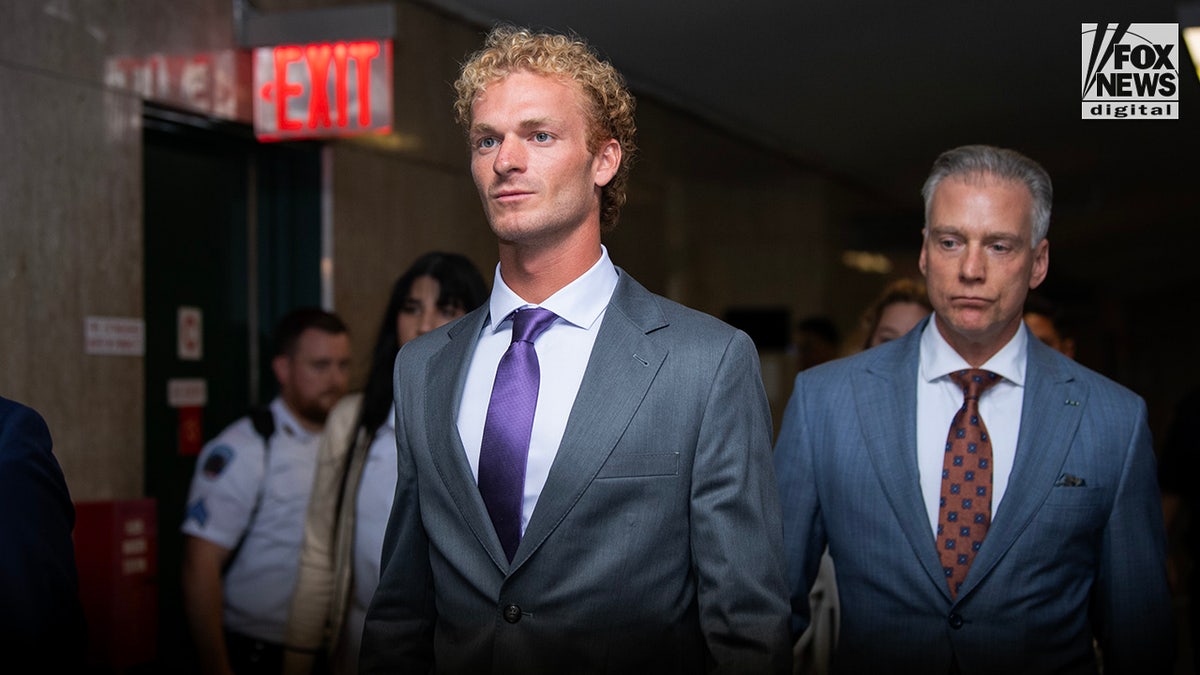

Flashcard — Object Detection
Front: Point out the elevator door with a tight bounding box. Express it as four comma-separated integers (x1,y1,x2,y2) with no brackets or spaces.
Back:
142,107,321,668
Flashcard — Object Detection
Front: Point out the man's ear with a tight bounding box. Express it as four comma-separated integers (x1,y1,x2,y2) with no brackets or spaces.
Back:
1029,238,1050,290
918,229,929,277
272,353,289,388
593,138,621,188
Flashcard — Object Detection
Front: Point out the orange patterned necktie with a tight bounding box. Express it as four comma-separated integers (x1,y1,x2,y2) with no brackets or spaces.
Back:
937,369,1001,598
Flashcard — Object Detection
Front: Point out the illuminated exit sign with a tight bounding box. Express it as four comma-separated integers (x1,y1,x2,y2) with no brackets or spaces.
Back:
253,40,392,141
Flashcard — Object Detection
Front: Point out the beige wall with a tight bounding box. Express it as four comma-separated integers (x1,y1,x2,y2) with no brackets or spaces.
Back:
0,0,183,500
1,0,866,501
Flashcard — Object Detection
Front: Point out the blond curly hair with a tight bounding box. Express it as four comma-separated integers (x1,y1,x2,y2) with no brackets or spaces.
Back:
454,25,638,231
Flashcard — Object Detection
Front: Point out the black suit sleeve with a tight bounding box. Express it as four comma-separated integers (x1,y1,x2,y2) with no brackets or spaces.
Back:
0,398,86,666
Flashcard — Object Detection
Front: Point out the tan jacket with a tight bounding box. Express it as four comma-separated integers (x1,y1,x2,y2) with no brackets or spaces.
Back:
283,393,371,675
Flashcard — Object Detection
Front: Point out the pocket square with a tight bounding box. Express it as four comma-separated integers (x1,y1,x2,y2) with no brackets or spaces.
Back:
1054,473,1086,487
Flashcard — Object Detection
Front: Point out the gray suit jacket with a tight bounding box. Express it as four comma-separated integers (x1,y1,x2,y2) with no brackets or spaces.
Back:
361,270,791,674
774,317,1173,674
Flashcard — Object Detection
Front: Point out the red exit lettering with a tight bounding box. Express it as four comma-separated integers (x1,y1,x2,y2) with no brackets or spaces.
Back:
254,40,391,140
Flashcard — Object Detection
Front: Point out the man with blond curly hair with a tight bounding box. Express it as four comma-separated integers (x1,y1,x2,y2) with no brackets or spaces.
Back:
361,25,790,674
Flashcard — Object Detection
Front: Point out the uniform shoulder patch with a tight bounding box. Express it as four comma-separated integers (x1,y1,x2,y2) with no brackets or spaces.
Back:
202,444,235,479
185,498,209,527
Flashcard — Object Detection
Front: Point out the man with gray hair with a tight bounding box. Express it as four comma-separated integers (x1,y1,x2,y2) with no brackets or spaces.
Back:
774,144,1173,673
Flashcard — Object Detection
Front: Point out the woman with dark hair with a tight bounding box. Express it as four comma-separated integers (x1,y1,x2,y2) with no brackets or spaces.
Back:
284,252,487,675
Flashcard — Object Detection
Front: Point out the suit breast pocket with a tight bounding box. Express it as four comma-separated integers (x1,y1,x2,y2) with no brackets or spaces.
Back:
596,452,680,479
1031,486,1110,535
1040,485,1109,509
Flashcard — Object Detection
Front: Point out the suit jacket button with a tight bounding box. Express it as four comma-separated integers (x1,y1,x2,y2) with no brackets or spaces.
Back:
503,604,522,624
948,612,964,630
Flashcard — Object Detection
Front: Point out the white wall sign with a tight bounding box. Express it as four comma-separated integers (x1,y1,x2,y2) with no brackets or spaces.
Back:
167,378,208,408
85,316,145,356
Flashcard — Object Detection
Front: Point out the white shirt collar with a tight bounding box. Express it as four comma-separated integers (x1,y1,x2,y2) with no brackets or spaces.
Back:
919,314,1028,387
486,245,618,333
269,396,317,442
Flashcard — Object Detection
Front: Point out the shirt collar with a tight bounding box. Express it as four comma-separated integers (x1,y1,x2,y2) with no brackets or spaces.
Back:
269,396,317,442
919,314,1028,387
485,245,618,333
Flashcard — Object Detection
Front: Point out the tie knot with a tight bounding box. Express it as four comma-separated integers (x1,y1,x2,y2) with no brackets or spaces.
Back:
949,368,1000,401
509,307,558,344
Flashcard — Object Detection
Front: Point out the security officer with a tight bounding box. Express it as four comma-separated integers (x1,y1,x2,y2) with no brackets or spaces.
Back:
182,308,351,675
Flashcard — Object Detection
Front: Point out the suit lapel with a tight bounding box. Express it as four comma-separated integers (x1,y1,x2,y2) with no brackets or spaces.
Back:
511,272,668,570
423,307,511,567
958,338,1086,598
856,324,954,599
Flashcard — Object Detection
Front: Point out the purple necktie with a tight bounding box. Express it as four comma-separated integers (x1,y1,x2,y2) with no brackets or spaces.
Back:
478,307,559,562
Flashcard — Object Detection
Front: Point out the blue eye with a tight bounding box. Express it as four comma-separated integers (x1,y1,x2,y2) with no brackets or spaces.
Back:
478,137,498,149
533,132,551,142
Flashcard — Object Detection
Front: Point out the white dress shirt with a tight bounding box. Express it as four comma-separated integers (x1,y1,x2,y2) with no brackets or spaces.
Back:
916,316,1029,536
457,246,619,536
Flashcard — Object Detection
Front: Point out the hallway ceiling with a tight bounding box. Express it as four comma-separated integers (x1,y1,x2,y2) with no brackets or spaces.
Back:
420,0,1200,298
